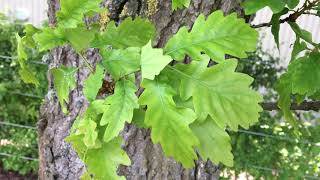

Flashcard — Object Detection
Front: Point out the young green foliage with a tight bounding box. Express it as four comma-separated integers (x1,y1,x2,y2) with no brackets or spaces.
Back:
16,34,40,86
83,65,105,102
101,47,141,79
65,27,96,52
20,0,267,175
277,52,320,130
66,136,130,180
57,0,103,28
164,10,258,63
191,118,233,166
172,0,191,10
101,79,139,142
91,17,156,49
271,8,289,48
242,0,299,14
169,57,263,130
138,78,199,168
140,41,172,80
34,27,67,51
51,66,77,113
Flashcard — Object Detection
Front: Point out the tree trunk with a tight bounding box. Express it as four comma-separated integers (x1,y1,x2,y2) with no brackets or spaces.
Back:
38,0,244,179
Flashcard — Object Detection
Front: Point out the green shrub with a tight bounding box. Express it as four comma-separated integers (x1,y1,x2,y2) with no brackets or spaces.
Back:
0,13,47,175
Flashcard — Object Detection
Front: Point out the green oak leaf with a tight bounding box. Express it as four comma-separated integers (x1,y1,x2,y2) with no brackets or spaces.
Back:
51,66,77,113
16,34,40,86
172,0,191,10
83,65,105,102
170,58,263,130
85,137,130,180
280,52,320,97
242,0,299,14
164,10,258,63
34,27,66,51
141,41,172,80
291,53,320,95
66,136,130,180
101,47,140,79
271,8,289,49
276,53,320,132
291,38,307,61
16,33,27,67
191,117,233,166
101,79,139,142
77,118,98,147
23,24,40,48
19,68,40,87
71,99,109,133
138,78,199,168
288,22,316,46
65,27,95,52
57,0,103,28
91,17,156,49
276,72,300,132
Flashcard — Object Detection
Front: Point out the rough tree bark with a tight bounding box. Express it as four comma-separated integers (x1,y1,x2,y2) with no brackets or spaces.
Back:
38,0,244,179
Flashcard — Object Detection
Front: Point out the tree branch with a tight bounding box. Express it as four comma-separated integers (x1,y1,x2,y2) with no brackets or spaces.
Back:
251,0,320,28
261,101,320,111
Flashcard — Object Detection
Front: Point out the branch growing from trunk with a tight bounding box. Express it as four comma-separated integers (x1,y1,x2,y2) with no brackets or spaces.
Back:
261,101,320,111
251,0,320,28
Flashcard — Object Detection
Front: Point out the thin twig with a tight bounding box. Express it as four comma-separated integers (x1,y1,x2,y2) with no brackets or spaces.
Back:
78,53,94,72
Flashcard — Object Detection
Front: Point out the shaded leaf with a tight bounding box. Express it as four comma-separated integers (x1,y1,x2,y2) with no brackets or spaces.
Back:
171,59,263,130
172,0,190,10
51,66,77,113
101,79,139,142
101,47,140,79
191,118,233,166
57,0,103,28
139,78,199,168
141,41,172,80
91,17,155,49
84,65,105,102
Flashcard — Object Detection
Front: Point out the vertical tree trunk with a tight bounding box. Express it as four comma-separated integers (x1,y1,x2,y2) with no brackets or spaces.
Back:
38,0,244,179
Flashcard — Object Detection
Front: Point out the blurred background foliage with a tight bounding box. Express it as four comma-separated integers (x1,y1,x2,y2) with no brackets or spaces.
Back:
0,13,47,175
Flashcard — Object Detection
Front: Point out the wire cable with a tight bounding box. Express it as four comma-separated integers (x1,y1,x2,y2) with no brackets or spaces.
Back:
0,121,37,130
0,152,38,161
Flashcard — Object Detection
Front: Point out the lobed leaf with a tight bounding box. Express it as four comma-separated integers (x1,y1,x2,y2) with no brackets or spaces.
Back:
91,17,156,49
19,68,40,87
66,136,130,180
242,0,299,15
141,41,172,80
83,64,105,102
172,0,191,10
139,78,199,168
191,118,233,166
276,52,320,132
170,57,263,130
33,27,66,51
164,10,258,63
65,27,95,52
101,79,139,142
101,47,140,79
51,66,77,113
57,0,103,28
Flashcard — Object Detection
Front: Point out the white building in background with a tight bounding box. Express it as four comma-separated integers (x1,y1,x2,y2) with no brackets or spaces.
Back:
0,0,47,26
253,8,320,66
0,0,319,65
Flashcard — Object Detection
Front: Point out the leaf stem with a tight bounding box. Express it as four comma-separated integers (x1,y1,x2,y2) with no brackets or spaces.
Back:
78,53,94,72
